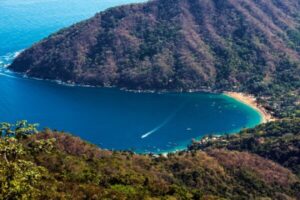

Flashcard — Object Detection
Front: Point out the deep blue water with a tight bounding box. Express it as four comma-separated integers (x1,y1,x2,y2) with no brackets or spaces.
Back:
0,0,262,153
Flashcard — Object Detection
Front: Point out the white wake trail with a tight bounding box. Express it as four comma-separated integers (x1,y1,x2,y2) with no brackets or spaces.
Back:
141,102,187,139
141,117,171,139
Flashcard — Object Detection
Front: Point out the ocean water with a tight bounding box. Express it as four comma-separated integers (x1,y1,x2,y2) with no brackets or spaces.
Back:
0,0,262,153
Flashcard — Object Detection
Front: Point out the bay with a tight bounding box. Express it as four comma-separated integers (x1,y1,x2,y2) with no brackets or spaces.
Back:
0,0,262,153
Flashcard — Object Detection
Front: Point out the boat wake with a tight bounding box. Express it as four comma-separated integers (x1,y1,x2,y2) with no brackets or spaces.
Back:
141,102,187,139
141,117,172,139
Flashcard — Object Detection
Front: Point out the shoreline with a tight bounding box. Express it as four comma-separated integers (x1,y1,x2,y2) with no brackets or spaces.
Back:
2,69,276,119
1,69,276,154
1,69,276,125
224,92,275,124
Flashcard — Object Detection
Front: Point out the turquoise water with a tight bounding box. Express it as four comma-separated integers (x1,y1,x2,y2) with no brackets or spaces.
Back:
0,0,262,153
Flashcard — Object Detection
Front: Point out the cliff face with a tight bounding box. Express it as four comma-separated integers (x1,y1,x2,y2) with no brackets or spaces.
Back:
9,0,300,89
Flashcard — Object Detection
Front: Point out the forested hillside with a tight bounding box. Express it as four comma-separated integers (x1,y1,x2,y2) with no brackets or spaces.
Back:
1,120,300,199
5,1,300,198
189,118,300,177
9,0,300,117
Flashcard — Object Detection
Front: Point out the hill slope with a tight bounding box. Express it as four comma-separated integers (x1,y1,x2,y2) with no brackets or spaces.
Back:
0,120,300,199
9,0,300,116
189,118,300,177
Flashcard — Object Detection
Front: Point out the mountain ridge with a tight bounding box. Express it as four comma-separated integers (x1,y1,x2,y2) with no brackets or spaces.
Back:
8,0,300,117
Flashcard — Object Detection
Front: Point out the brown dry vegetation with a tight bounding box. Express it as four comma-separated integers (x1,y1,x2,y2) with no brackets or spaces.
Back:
1,120,300,199
9,0,300,117
20,130,300,199
189,118,300,178
207,150,298,187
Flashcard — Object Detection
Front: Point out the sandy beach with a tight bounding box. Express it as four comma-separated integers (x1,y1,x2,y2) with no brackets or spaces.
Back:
224,92,275,123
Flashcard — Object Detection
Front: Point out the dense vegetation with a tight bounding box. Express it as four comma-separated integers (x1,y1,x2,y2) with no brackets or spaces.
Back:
1,120,300,199
9,0,300,117
189,118,300,177
4,0,300,199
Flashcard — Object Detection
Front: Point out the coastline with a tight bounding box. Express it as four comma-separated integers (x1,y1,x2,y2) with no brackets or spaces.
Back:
1,68,278,155
1,68,276,125
224,92,275,124
2,67,276,120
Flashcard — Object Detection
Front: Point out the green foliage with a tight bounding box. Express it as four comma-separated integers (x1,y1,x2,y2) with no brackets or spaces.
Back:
2,1,300,198
0,122,299,199
189,118,300,177
0,120,38,140
287,28,300,51
0,160,47,200
0,121,54,199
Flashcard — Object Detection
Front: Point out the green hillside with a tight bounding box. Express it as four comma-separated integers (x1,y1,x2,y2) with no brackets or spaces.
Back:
0,120,299,199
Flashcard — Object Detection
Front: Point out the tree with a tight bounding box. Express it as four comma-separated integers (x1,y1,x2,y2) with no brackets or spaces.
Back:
0,121,54,199
0,120,38,140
